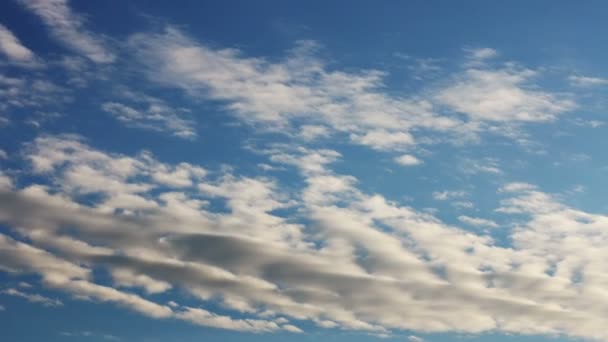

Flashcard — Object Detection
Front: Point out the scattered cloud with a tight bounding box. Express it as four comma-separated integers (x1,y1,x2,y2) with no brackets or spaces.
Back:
0,3,604,340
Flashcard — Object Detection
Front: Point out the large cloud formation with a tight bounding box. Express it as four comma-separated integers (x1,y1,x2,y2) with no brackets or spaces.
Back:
0,135,606,339
0,2,600,340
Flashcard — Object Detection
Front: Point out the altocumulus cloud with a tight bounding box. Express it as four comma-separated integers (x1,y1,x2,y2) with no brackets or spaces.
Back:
1,2,606,341
0,135,608,339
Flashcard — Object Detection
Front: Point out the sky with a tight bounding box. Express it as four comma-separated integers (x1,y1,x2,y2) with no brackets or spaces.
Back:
2,1,608,341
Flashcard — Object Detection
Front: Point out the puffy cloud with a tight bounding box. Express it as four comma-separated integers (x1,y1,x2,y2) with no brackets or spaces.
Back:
437,68,574,122
2,136,608,339
394,154,422,166
466,47,498,60
0,19,596,339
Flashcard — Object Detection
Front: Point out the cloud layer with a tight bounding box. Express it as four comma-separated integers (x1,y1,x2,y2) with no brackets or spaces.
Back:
0,136,607,339
1,2,606,340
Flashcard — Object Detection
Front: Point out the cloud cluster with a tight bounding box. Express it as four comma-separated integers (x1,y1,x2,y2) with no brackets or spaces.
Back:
0,7,578,149
2,2,606,340
0,136,608,339
127,27,574,151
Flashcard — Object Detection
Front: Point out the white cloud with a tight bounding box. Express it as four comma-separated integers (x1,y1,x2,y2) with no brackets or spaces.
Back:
0,25,597,339
1,288,63,307
102,101,196,139
394,154,422,166
298,125,330,141
499,182,536,193
0,171,13,190
432,190,467,201
572,118,604,128
408,335,424,342
466,47,498,61
457,215,498,228
61,331,121,341
18,0,114,63
451,201,474,209
127,27,467,151
568,75,608,87
0,24,36,63
437,68,575,122
0,74,71,117
351,130,415,151
462,157,502,174
2,136,608,339
126,28,576,157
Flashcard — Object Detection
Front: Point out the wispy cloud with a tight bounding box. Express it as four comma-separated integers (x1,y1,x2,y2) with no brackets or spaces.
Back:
102,100,196,139
0,24,37,65
128,29,575,154
432,190,467,201
128,28,454,151
568,75,608,87
61,331,121,341
18,0,114,63
408,335,424,342
1,288,63,307
457,215,499,228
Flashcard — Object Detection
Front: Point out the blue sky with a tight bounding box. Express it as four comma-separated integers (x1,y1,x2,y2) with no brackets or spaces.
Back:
1,1,608,341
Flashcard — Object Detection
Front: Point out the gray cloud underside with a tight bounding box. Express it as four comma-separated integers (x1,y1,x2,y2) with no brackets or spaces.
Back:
0,136,606,339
